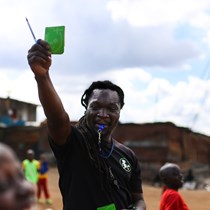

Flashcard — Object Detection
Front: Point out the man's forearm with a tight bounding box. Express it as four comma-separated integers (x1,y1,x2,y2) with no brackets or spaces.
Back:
35,73,66,120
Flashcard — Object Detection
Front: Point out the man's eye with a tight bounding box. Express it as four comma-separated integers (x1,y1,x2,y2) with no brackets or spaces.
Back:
91,105,99,110
110,107,118,112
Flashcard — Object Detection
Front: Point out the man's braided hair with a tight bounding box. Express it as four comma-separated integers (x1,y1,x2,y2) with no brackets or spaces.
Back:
75,80,124,190
80,80,124,109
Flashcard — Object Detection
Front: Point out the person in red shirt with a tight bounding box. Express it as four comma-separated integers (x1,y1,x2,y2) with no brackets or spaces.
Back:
159,163,190,210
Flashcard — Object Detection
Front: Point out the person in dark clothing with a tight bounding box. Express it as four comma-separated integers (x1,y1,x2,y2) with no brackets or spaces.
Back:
183,169,196,190
27,39,146,210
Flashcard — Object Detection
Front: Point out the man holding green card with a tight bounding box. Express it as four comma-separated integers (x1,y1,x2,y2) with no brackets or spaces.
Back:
27,39,146,210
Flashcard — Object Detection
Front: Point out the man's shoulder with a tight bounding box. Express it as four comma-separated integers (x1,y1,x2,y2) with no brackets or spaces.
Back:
22,159,29,164
163,189,180,198
114,140,138,161
114,140,134,153
33,159,40,165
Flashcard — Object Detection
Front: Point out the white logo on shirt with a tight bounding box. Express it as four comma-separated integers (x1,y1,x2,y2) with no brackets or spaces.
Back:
119,158,131,172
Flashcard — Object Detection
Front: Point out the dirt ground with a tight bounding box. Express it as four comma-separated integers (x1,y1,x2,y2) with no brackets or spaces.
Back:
33,167,210,210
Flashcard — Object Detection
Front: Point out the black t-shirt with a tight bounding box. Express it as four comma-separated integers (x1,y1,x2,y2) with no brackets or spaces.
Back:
49,126,143,210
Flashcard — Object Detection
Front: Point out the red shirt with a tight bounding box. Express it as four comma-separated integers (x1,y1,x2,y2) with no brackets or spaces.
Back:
160,189,190,210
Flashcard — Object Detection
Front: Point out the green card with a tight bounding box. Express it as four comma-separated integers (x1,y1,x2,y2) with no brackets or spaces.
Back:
97,203,116,210
44,26,65,54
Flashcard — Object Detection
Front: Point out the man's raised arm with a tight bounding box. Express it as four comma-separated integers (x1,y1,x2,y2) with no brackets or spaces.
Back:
27,39,71,145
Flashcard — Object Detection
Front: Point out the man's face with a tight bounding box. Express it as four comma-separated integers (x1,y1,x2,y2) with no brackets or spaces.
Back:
171,167,184,189
27,153,34,162
86,89,121,141
0,148,35,210
163,165,184,189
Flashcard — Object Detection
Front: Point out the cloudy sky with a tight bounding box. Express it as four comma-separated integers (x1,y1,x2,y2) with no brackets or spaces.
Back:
1,0,210,135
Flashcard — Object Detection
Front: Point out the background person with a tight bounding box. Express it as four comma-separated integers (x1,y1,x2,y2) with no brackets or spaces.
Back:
37,153,52,204
22,149,40,185
27,39,146,210
0,143,35,210
183,168,196,190
159,162,190,210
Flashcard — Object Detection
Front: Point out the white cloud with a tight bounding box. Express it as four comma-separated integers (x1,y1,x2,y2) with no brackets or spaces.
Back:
107,0,210,27
1,0,210,136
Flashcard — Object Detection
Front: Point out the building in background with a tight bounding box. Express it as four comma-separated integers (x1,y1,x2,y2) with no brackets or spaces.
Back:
0,97,210,185
0,97,43,160
0,97,38,127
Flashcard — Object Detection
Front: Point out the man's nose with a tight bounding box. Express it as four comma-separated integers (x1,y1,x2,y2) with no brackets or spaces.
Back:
97,110,109,118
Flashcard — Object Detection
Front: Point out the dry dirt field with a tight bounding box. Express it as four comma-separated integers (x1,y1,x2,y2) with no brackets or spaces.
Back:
33,167,210,210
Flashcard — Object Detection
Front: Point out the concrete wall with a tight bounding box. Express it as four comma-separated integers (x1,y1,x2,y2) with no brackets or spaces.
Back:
113,122,210,181
1,121,210,181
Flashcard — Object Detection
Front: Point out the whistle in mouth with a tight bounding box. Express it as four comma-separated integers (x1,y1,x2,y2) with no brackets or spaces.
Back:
98,124,105,132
